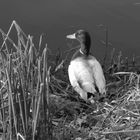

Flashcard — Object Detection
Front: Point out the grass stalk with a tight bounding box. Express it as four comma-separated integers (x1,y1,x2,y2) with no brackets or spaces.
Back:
6,63,18,139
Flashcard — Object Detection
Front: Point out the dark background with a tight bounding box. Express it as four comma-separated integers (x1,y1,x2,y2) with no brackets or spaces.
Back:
0,0,140,60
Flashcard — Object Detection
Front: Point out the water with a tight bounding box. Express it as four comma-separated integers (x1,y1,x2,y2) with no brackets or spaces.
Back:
0,0,140,59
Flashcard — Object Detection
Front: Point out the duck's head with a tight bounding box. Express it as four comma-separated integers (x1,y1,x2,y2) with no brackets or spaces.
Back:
66,30,91,55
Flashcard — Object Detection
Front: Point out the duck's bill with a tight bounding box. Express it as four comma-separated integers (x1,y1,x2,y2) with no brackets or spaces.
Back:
66,33,76,39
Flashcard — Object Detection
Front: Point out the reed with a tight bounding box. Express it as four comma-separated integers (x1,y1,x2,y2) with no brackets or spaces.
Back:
0,21,52,140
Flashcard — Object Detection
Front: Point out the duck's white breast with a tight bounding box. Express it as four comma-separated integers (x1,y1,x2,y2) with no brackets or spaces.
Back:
68,55,106,94
69,57,94,83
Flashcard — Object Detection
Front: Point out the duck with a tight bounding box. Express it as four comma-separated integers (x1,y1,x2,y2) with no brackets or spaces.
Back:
66,29,106,102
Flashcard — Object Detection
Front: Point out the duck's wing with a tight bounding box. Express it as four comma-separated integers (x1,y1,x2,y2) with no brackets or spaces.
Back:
68,63,88,100
68,58,98,100
88,57,106,94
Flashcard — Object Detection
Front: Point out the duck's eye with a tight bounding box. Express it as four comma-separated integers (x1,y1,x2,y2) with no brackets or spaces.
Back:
76,31,82,36
77,33,85,41
75,32,80,38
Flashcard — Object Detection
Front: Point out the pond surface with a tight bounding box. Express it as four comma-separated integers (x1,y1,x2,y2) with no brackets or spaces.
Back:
0,0,140,59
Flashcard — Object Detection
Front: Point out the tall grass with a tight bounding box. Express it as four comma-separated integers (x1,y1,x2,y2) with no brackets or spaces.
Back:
0,21,52,140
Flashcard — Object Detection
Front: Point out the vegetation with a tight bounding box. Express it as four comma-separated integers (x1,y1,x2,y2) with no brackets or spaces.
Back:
0,21,140,140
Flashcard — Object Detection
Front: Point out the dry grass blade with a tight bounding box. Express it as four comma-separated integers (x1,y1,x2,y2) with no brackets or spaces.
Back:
6,68,18,139
17,133,25,140
17,93,26,137
113,72,133,75
0,28,18,52
102,129,140,135
32,84,43,140
0,21,16,51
